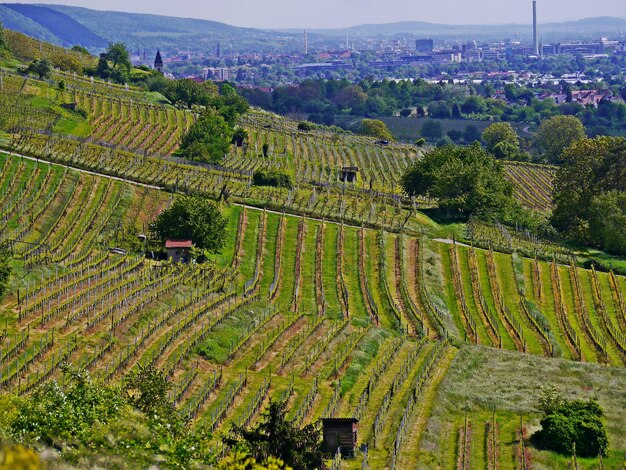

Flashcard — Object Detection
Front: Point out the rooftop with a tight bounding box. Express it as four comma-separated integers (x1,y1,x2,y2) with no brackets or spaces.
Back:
165,239,193,249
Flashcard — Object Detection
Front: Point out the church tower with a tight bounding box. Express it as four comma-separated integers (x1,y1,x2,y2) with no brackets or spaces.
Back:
154,49,163,73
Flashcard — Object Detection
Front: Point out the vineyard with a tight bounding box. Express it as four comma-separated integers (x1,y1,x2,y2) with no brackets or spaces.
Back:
0,70,555,217
73,90,193,156
0,150,624,468
0,39,623,468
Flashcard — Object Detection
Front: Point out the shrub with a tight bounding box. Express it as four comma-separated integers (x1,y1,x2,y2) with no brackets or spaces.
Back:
252,169,294,189
297,121,314,131
532,398,608,457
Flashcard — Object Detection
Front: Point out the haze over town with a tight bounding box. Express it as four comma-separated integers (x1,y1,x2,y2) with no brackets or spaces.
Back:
13,0,626,28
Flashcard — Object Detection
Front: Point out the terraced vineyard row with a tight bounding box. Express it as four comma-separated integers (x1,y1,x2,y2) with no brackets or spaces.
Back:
1,72,556,214
73,91,193,156
0,150,623,468
7,131,426,233
232,110,556,211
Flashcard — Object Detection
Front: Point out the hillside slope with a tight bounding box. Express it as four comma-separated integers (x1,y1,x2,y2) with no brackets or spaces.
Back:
0,3,294,53
0,4,61,44
2,3,106,47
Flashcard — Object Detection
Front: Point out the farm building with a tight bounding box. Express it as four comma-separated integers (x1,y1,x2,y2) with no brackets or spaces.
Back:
322,418,358,457
165,239,193,263
340,167,359,183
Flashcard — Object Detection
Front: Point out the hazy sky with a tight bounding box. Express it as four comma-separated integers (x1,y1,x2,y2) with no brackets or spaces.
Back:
19,0,626,28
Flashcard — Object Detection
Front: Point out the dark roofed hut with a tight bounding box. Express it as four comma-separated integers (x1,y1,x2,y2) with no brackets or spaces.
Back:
322,418,358,457
340,167,359,183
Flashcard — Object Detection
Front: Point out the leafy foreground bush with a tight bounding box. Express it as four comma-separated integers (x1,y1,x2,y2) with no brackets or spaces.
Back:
532,386,609,458
4,365,216,468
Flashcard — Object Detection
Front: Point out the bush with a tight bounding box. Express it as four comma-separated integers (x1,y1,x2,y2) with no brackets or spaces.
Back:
297,121,314,131
532,397,608,457
252,168,294,189
361,118,394,141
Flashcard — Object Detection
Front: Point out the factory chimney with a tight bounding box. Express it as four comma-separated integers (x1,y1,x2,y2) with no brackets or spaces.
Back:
533,1,539,55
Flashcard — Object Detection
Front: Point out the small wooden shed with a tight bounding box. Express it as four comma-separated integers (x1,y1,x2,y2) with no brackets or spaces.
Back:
165,239,193,263
322,418,358,457
340,167,359,183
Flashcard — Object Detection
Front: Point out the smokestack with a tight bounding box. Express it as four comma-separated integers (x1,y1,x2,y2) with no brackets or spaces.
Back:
533,1,538,55
304,30,308,55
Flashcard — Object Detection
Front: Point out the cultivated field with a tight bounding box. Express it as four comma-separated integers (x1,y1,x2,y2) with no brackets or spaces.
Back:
0,65,624,469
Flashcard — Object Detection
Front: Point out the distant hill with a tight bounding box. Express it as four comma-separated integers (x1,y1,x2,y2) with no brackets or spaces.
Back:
2,3,106,47
310,17,626,42
0,3,296,54
0,3,624,54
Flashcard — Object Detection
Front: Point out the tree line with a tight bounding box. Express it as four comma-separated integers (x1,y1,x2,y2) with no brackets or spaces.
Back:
239,77,626,140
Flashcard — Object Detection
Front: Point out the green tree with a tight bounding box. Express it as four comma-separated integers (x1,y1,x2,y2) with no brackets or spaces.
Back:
226,401,324,470
532,398,608,458
551,136,626,250
146,74,169,93
105,42,131,73
96,54,110,78
151,195,228,253
0,242,11,300
588,191,626,255
463,125,481,143
180,112,233,163
461,95,485,114
401,143,515,219
535,115,586,163
421,120,443,140
333,84,367,110
361,119,394,141
481,122,519,155
210,83,250,126
25,59,51,80
165,78,214,109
